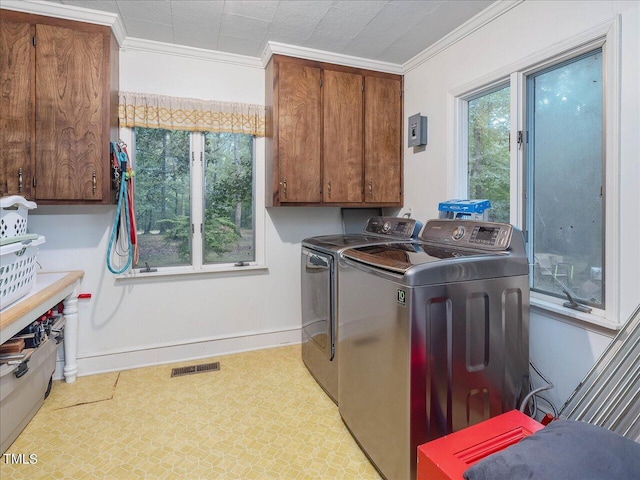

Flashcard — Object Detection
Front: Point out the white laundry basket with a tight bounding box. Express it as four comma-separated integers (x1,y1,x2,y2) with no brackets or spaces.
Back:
1,196,37,241
0,236,45,308
0,196,43,307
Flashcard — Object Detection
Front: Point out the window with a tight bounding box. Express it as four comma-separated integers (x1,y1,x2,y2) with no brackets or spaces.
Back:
134,128,191,268
527,50,603,307
466,85,510,223
456,29,617,322
203,132,255,265
132,127,256,271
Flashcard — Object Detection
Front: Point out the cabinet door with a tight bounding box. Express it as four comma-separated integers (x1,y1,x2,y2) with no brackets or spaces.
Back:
323,70,363,203
0,17,34,198
364,76,402,204
277,61,322,203
35,24,105,201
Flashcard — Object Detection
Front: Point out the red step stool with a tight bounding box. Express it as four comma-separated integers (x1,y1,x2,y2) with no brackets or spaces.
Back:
417,410,544,480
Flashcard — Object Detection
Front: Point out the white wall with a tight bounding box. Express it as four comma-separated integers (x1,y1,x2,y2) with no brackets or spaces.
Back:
403,0,640,409
29,47,344,376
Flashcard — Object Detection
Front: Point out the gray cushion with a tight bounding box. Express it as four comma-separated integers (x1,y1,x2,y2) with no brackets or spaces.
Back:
463,419,640,480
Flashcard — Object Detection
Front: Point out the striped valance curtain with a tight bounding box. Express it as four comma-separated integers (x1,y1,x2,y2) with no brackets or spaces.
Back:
118,91,266,137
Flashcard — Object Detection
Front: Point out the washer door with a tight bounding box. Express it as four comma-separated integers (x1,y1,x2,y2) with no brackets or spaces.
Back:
301,248,334,360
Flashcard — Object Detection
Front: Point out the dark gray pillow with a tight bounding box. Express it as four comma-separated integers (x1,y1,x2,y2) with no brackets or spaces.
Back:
463,419,640,480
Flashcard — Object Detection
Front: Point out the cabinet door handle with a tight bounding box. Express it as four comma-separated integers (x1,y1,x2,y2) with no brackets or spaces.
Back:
368,180,373,198
282,177,287,198
18,168,23,193
92,170,97,194
327,180,331,198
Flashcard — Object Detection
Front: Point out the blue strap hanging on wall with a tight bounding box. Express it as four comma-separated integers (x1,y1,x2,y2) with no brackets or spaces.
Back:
106,142,133,274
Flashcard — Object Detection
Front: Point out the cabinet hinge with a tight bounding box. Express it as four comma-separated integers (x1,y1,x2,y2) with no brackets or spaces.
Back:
32,36,36,47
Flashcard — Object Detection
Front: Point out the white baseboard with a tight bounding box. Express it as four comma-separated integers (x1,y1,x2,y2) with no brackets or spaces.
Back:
53,328,301,380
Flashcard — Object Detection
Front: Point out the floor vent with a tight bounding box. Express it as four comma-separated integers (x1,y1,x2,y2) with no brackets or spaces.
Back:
171,362,220,378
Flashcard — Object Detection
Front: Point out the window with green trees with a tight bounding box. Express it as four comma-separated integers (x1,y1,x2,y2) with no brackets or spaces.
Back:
467,85,510,223
133,127,255,269
203,132,255,265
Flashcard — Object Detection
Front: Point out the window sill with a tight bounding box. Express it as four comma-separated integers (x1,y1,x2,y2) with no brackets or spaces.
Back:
114,263,268,282
530,294,620,331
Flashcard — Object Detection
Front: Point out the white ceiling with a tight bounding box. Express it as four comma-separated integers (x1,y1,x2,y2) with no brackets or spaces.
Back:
38,0,494,65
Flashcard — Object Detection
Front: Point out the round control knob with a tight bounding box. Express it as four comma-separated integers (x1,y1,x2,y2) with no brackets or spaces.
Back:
452,226,465,240
382,221,392,233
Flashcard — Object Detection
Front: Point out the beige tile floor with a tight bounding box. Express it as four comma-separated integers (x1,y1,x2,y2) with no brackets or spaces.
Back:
1,345,383,480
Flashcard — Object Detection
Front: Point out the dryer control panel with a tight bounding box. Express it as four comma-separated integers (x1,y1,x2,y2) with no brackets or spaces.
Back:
420,220,513,251
364,217,420,239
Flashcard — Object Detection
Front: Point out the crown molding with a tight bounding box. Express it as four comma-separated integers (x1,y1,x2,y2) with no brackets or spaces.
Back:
261,41,404,74
121,37,263,69
1,0,126,45
403,0,524,73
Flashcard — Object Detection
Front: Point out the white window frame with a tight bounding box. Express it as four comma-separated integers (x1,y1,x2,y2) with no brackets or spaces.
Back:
116,127,267,279
450,19,620,329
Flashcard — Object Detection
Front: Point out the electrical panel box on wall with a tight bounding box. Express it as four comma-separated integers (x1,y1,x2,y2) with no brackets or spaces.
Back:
408,114,427,147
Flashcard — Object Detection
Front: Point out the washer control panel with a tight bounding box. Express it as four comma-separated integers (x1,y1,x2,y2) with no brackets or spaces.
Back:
365,217,419,239
420,220,513,251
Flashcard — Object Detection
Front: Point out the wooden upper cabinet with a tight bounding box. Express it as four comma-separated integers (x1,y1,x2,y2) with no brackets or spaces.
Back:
35,23,106,201
0,9,117,204
364,75,402,205
0,16,34,198
265,54,403,207
323,69,363,204
276,61,322,204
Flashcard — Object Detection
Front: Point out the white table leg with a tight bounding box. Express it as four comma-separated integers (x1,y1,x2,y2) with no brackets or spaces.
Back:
62,290,79,383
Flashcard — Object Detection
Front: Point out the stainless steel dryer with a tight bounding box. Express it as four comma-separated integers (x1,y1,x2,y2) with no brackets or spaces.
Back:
338,220,530,480
301,217,422,404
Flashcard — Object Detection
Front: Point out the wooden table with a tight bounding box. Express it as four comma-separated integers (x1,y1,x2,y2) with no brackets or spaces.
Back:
0,271,84,383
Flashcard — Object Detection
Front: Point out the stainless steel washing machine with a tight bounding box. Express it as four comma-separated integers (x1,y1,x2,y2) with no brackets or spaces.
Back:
338,220,530,480
301,217,422,404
